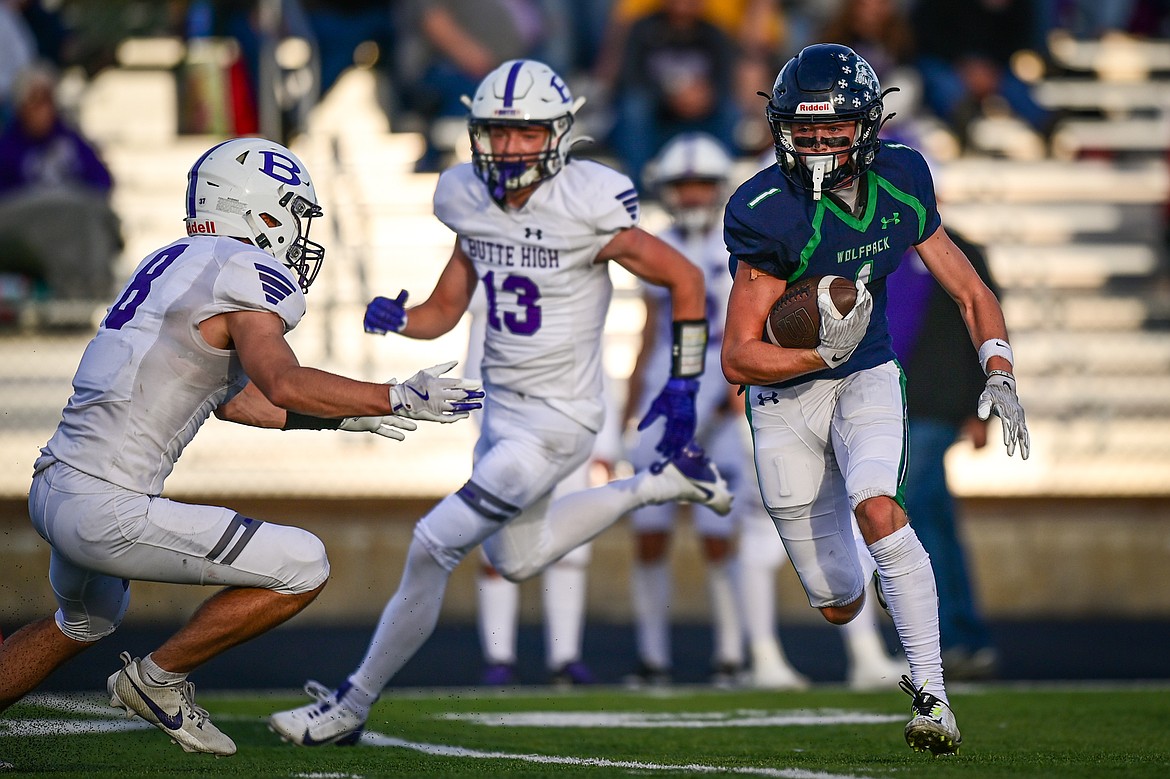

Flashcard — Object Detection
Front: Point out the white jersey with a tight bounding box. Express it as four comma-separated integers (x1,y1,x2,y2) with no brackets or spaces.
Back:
434,160,637,429
38,236,305,495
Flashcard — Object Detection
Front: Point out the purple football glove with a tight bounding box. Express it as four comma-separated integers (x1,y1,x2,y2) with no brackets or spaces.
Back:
364,290,409,335
637,377,699,457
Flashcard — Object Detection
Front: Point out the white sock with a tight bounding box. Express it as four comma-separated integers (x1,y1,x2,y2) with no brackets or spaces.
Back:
707,559,743,667
140,654,186,686
842,532,891,667
737,556,777,649
542,557,587,670
631,559,672,669
868,524,947,703
477,565,519,665
533,471,680,570
841,591,892,667
350,539,452,709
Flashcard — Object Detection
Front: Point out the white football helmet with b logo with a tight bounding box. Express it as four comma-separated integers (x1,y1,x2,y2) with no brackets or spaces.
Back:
461,59,586,202
184,137,324,292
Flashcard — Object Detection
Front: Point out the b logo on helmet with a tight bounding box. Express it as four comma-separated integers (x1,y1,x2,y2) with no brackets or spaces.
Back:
258,151,304,186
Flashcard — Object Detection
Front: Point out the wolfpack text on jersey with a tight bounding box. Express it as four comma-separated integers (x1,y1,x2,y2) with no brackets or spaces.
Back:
724,142,941,387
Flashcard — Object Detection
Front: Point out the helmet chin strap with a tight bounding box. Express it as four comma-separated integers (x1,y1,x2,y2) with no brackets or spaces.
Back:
804,155,834,201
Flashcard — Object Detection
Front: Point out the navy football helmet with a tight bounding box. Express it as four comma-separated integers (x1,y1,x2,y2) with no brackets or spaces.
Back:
765,44,892,199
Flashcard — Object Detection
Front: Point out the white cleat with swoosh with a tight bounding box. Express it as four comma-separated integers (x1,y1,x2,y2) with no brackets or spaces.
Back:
107,651,236,756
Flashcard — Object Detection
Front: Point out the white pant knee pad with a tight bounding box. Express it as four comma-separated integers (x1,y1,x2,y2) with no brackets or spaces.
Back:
264,524,330,595
415,493,503,573
53,575,129,642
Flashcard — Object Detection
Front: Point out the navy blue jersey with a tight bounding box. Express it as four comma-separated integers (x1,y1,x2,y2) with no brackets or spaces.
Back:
724,141,942,388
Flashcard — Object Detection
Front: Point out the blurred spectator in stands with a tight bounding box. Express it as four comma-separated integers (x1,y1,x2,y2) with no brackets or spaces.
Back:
607,0,740,189
0,1,36,123
1128,0,1170,37
819,0,926,151
887,232,1002,681
0,63,120,306
302,1,398,100
820,0,914,82
396,0,549,172
594,0,792,159
912,0,1051,148
1039,1,1159,40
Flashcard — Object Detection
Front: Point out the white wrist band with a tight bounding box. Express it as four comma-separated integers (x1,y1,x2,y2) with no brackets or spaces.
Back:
978,338,1014,374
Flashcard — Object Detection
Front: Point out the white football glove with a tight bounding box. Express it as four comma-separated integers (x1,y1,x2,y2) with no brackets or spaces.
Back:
815,278,873,368
338,415,418,441
389,360,485,423
977,370,1030,460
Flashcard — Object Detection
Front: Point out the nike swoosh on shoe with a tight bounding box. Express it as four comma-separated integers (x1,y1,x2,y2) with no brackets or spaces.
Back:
126,676,184,730
300,728,358,747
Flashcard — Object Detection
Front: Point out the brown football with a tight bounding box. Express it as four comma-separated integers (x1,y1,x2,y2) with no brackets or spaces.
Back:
762,275,858,348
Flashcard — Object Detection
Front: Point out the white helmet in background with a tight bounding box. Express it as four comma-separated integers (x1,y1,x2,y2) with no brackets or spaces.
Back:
461,59,586,203
647,132,734,235
184,137,325,292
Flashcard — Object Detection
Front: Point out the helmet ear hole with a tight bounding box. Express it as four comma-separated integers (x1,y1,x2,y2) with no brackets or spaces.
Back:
259,212,281,228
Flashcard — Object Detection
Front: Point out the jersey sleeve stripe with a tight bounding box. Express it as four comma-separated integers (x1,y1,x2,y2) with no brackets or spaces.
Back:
185,139,235,218
254,262,297,304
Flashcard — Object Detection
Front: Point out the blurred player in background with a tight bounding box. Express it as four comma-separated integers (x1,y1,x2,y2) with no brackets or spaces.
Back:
464,286,617,687
722,44,1029,754
0,138,481,757
270,59,732,747
623,132,804,689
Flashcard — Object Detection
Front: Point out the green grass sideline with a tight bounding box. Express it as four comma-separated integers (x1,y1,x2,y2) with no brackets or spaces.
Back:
3,684,1169,778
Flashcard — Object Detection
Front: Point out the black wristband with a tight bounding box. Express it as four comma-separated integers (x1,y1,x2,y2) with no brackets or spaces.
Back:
671,319,708,378
282,411,342,431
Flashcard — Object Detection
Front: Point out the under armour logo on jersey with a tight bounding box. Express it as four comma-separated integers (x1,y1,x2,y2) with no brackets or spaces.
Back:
255,262,297,304
881,212,901,229
757,391,780,406
525,227,542,240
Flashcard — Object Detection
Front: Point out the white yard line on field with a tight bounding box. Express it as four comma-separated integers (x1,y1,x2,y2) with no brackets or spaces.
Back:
360,730,879,779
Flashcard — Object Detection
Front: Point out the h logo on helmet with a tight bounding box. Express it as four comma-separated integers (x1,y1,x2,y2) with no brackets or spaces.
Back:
549,73,570,103
258,151,304,186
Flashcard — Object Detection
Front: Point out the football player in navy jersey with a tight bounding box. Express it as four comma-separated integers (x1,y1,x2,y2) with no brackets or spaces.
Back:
0,138,482,757
721,44,1030,755
269,59,733,747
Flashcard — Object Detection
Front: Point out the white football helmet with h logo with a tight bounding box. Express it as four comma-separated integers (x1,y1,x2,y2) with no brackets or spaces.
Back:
462,59,586,202
184,137,324,292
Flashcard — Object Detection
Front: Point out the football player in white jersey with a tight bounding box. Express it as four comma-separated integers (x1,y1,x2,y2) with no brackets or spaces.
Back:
268,59,733,746
0,138,482,757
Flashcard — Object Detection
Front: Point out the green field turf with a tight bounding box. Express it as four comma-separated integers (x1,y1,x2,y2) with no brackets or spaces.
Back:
3,683,1169,778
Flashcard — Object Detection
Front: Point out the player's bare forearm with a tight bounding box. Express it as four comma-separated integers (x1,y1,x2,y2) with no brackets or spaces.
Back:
918,226,1014,372
259,365,393,418
721,338,824,386
607,227,707,320
215,382,286,428
226,311,393,418
721,262,824,385
403,243,477,339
